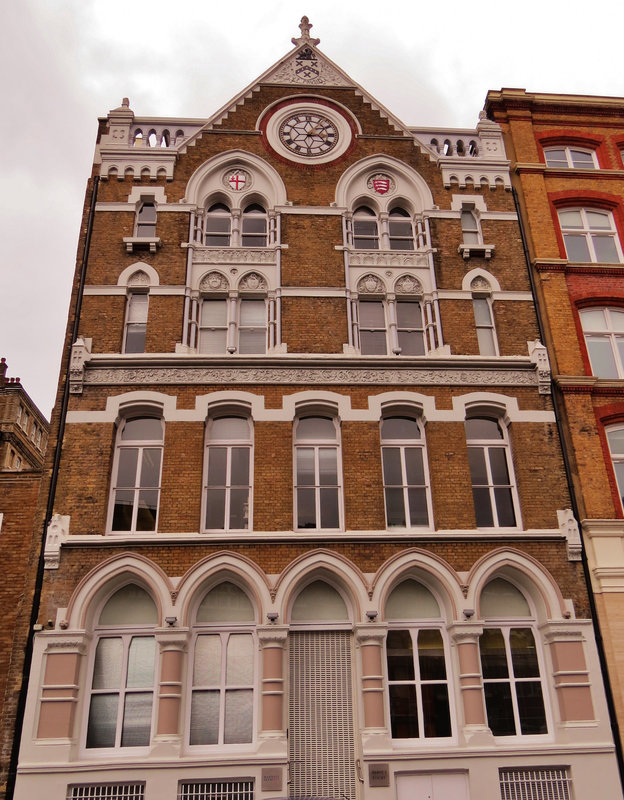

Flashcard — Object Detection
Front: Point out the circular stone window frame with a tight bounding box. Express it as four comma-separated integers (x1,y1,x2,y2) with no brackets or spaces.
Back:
262,100,355,165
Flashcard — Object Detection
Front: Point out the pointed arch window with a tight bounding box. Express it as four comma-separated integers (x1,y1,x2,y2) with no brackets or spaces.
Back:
241,204,267,247
204,203,232,247
86,584,158,750
294,415,342,530
203,415,252,531
388,207,414,251
109,416,164,533
479,578,547,737
353,206,379,249
381,416,431,528
385,580,452,739
190,582,256,746
465,416,518,528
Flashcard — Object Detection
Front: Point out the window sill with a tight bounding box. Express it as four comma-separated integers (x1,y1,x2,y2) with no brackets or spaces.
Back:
123,236,161,253
458,243,494,260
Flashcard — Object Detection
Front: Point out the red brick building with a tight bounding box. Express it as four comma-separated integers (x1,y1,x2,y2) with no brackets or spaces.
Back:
486,87,624,753
10,22,623,800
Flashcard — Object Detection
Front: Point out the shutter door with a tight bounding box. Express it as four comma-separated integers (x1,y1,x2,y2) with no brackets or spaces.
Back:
289,631,357,800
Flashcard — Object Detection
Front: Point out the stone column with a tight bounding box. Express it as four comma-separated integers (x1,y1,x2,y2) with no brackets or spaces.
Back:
449,624,489,738
155,631,188,738
37,636,88,740
258,626,288,735
542,623,595,723
355,624,388,731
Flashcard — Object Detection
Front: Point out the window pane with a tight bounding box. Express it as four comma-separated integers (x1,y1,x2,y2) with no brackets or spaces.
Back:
242,218,266,234
484,683,515,736
190,691,219,744
611,310,624,330
361,330,387,355
113,490,134,531
230,448,250,484
398,330,425,355
385,487,406,527
93,638,123,689
121,692,153,747
127,637,155,688
229,488,249,529
586,336,618,377
407,488,429,526
116,449,138,488
226,634,254,684
297,417,335,440
359,301,385,327
559,210,582,228
382,417,420,440
206,488,226,529
207,448,227,485
139,449,161,488
201,300,227,326
545,149,566,166
86,694,119,748
607,428,624,454
473,487,494,527
99,585,158,625
489,448,510,484
571,150,595,168
389,685,419,738
473,298,492,326
418,630,446,680
193,635,221,685
421,684,451,737
516,682,547,734
405,448,425,485
581,308,608,330
480,629,508,679
387,630,415,680
319,448,338,484
466,418,502,440
382,448,403,485
494,487,517,527
509,628,540,678
587,210,611,229
239,329,266,354
123,418,162,441
199,329,227,353
211,417,249,440
136,490,158,531
125,323,146,354
593,235,619,263
296,448,315,485
224,689,253,743
297,487,316,528
467,448,488,484
477,327,497,355
397,303,421,327
563,233,591,262
319,487,339,528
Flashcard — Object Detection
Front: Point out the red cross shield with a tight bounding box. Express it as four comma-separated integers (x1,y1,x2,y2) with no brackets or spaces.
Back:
227,171,247,191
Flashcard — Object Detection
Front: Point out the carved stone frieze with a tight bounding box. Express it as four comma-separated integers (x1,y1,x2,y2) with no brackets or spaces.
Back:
69,337,92,395
192,247,277,266
349,251,429,269
83,365,540,387
44,513,70,570
558,508,582,562
528,340,552,395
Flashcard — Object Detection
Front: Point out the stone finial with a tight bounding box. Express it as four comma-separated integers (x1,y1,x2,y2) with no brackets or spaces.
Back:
528,340,551,394
44,514,70,570
558,509,582,562
292,16,320,46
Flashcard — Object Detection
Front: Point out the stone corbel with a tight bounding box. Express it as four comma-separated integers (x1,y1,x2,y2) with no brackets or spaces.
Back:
528,339,552,394
44,514,70,569
69,337,92,395
558,508,582,562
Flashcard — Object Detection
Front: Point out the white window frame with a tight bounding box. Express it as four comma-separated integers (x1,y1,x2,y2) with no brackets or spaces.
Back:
358,297,426,356
579,307,624,378
123,291,149,354
202,415,253,532
352,206,379,250
241,203,268,247
544,145,598,169
135,200,157,237
385,622,454,741
198,296,268,355
380,415,432,529
479,623,549,740
293,415,343,531
108,416,164,534
606,426,624,513
204,202,232,247
461,207,481,244
84,627,158,754
473,295,498,356
465,416,520,529
387,207,415,251
558,207,623,263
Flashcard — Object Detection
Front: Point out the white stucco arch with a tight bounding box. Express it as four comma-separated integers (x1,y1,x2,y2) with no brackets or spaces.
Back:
335,154,435,212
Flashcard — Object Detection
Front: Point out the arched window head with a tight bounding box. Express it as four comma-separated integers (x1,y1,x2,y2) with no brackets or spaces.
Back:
204,203,231,247
580,307,624,378
136,201,156,237
479,578,547,737
388,207,414,251
291,580,348,621
203,416,252,531
109,416,164,533
294,416,342,530
86,583,158,750
242,204,267,247
381,416,430,528
353,206,379,250
196,581,255,623
558,208,622,263
465,416,518,528
385,579,440,619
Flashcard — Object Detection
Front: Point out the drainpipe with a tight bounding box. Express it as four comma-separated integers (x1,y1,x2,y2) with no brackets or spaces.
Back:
6,175,100,800
512,185,624,790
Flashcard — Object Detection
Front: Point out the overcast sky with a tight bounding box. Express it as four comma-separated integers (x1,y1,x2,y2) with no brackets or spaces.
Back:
2,0,623,418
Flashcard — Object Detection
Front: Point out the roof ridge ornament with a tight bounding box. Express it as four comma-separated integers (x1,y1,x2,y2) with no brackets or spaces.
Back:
292,15,320,47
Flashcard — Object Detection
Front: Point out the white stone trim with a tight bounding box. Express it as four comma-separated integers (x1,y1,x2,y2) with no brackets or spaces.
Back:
451,195,489,213
85,285,184,296
127,186,168,205
439,290,533,301
335,154,435,212
95,202,193,212
276,205,345,215
427,209,517,221
116,262,160,288
461,268,501,293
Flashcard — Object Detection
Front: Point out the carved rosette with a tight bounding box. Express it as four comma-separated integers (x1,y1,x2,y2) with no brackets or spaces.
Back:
358,274,385,294
395,275,423,295
199,271,229,293
239,272,268,292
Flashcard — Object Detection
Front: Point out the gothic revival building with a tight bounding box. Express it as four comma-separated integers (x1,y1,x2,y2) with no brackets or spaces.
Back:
486,87,624,747
12,21,623,800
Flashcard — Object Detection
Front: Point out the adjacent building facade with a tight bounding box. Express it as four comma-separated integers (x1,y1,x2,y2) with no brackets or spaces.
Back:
486,88,624,746
11,22,624,800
